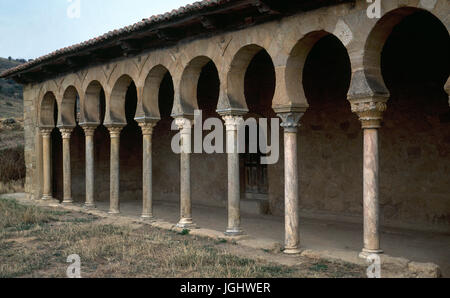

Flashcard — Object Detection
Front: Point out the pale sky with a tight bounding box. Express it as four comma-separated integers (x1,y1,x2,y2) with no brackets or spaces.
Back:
0,0,196,60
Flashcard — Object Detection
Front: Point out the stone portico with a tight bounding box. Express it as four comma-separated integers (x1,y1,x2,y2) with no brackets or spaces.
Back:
1,0,449,260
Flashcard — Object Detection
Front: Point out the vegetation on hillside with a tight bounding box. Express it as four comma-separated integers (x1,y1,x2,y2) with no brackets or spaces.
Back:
0,57,25,119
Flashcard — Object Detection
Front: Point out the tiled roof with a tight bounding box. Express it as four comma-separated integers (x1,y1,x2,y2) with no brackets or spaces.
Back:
0,0,230,78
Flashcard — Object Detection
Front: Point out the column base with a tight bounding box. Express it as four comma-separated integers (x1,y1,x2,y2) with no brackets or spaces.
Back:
224,227,244,237
62,199,74,205
359,248,384,259
83,203,96,210
176,218,197,229
108,210,120,215
141,214,156,222
283,247,302,255
41,195,60,206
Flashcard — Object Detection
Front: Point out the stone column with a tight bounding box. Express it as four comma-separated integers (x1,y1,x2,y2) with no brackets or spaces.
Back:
139,122,157,220
223,115,244,236
40,128,58,204
60,128,74,204
82,125,96,209
175,118,196,229
107,126,123,214
278,112,303,254
351,99,387,257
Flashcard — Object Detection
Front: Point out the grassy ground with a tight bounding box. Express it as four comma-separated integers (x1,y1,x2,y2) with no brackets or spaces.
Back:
0,198,366,278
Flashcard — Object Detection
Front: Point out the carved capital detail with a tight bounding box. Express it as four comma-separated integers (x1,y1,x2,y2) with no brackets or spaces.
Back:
223,115,244,132
350,99,387,129
107,127,123,138
40,128,53,137
139,122,157,136
82,126,97,137
175,118,193,134
59,128,73,139
278,112,304,133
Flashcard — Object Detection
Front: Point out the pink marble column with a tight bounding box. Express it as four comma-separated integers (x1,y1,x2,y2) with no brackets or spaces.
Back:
59,128,74,205
107,126,123,214
175,118,196,229
223,115,245,236
139,122,157,220
82,125,97,209
278,112,303,254
40,128,58,204
351,99,387,258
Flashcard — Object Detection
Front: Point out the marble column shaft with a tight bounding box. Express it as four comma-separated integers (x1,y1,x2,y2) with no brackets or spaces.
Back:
175,118,195,228
108,126,123,214
351,99,387,256
278,112,303,254
363,128,380,252
83,126,96,208
41,128,54,201
60,128,73,204
140,122,157,219
223,115,244,236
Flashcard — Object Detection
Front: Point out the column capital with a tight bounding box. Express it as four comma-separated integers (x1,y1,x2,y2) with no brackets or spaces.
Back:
59,128,73,139
223,115,244,131
40,128,53,137
107,126,123,138
277,112,304,133
350,97,388,129
175,117,193,132
82,125,97,137
139,122,157,136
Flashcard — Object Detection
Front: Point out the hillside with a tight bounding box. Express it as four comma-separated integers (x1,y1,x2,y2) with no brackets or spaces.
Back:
0,57,24,119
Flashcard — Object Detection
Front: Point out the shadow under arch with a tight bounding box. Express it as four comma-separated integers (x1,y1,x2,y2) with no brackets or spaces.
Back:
363,7,449,98
377,8,450,229
177,56,219,117
83,80,106,125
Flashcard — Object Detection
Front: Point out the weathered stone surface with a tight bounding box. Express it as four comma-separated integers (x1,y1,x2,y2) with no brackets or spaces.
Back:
408,262,442,278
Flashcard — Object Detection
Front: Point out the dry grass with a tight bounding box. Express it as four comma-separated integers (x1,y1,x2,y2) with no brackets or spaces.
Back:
0,198,366,278
0,199,55,232
0,179,24,195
